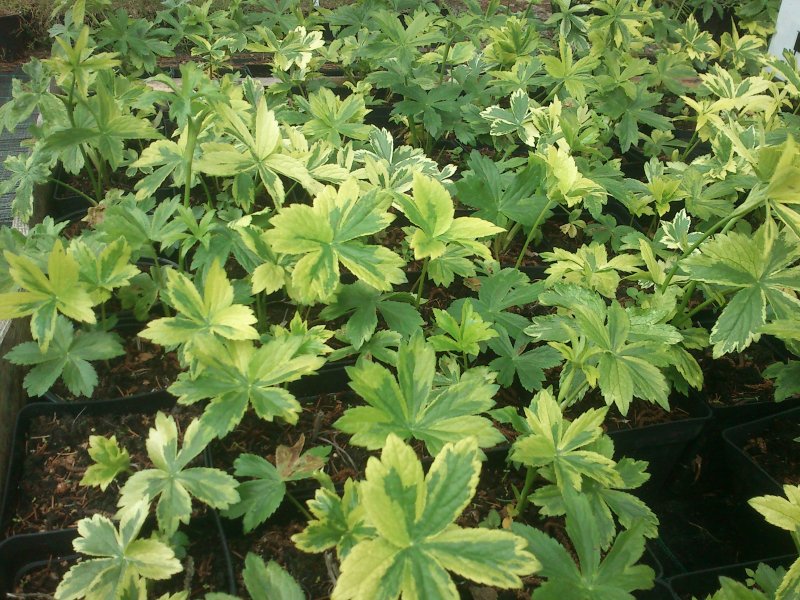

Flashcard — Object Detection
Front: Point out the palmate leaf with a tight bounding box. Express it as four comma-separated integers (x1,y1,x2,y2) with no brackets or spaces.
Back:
296,87,371,145
168,335,327,437
293,479,376,559
450,268,545,339
513,488,654,600
117,413,239,536
224,437,328,532
139,261,258,355
0,240,96,351
528,436,658,548
265,178,406,304
399,173,503,270
681,225,800,358
71,238,140,303
55,500,181,600
5,316,124,398
510,388,622,491
295,435,538,600
526,285,684,413
334,333,504,455
195,97,320,208
488,330,562,391
80,435,130,492
0,149,53,222
429,300,498,358
319,281,423,351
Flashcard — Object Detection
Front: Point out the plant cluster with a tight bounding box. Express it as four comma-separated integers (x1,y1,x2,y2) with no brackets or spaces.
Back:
0,0,799,597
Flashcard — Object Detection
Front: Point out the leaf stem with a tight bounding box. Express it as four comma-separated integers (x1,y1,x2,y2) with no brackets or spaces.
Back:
285,490,313,521
49,178,97,207
415,257,429,309
513,466,536,517
659,211,741,292
514,197,555,268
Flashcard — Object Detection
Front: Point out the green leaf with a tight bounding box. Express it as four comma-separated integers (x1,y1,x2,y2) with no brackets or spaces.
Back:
334,333,503,455
297,87,371,145
682,226,800,357
399,174,502,262
80,435,130,492
55,500,181,600
299,435,537,600
223,454,286,532
510,388,622,491
514,489,654,599
5,317,124,398
488,330,563,391
225,436,326,532
118,414,239,536
139,261,258,356
265,179,405,304
429,300,498,358
242,554,304,600
293,480,375,558
0,240,96,351
168,334,327,437
71,238,140,303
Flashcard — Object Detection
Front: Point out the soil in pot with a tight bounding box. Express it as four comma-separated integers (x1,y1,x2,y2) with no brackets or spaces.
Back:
740,416,800,486
45,333,180,402
3,402,201,536
10,518,232,598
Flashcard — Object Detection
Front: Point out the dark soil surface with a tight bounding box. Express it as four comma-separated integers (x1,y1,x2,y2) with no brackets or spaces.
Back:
699,344,778,407
47,334,180,402
742,417,800,486
3,403,201,536
11,518,231,598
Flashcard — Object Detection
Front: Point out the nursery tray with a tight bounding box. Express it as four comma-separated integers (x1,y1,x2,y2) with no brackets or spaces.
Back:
0,392,176,534
722,406,800,497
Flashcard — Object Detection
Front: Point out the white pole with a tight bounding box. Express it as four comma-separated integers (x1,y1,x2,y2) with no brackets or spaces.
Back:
769,0,800,59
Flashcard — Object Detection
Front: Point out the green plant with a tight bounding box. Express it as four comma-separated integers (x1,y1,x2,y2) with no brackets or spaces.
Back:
525,284,702,412
334,332,504,454
264,178,406,304
55,499,182,600
513,487,656,599
294,434,539,599
117,413,239,536
224,436,328,532
398,173,502,302
5,315,124,398
80,435,131,491
168,320,330,437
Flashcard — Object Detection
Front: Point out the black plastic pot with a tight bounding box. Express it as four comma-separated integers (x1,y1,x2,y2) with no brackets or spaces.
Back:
607,394,712,493
0,393,176,534
667,555,795,600
723,407,800,498
0,14,30,59
0,529,78,596
0,513,236,597
640,580,674,600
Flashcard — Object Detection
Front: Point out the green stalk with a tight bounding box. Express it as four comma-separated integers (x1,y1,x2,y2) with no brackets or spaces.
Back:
502,221,522,253
513,466,536,517
683,295,721,321
659,210,742,292
49,178,97,207
514,197,556,268
438,34,455,86
680,130,699,162
183,119,200,208
285,491,313,521
415,257,430,309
